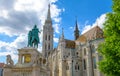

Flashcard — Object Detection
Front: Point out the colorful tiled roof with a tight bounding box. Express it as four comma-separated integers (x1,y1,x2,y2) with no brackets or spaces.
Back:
65,39,75,49
76,35,87,43
77,26,104,42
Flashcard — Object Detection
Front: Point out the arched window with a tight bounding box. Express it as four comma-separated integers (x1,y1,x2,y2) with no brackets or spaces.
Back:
76,52,79,56
75,65,77,70
78,65,79,70
93,57,97,69
48,44,50,50
45,35,47,40
83,59,86,70
75,62,80,70
49,35,50,41
84,48,86,55
91,45,95,53
45,44,46,50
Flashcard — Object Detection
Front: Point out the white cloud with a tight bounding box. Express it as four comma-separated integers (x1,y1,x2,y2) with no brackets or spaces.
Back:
0,0,63,63
69,26,73,30
0,34,27,62
53,24,60,33
0,0,63,36
81,14,106,34
93,14,106,28
81,25,91,34
54,38,59,43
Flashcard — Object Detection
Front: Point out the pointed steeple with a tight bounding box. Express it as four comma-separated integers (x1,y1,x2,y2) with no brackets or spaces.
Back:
46,3,51,21
61,28,64,39
75,19,79,31
74,18,79,40
60,28,64,41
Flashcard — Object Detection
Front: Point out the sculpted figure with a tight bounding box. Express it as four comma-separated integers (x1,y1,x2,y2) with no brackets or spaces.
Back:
6,55,14,66
28,31,32,47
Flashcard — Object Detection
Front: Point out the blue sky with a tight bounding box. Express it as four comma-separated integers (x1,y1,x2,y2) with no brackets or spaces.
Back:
0,0,112,63
56,0,112,39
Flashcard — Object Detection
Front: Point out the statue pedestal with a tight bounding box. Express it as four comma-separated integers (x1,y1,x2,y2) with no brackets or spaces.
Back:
3,66,13,76
3,47,49,76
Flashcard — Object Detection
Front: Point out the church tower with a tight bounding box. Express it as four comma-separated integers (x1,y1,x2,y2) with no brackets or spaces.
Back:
74,19,79,40
42,4,53,58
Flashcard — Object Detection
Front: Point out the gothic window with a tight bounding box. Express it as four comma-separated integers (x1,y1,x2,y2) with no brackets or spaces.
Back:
45,35,47,40
49,35,50,41
64,55,65,58
76,52,79,56
91,45,95,53
78,65,79,70
83,59,86,70
75,62,79,70
48,43,50,50
66,56,68,58
93,57,97,69
75,65,77,70
45,44,46,50
84,48,86,55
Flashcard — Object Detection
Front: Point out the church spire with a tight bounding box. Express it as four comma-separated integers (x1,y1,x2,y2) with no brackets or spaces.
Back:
61,28,64,39
74,18,79,40
75,19,79,31
59,28,64,41
42,3,53,58
46,3,51,21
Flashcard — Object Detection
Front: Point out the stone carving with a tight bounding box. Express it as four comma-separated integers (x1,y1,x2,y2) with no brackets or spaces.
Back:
6,55,14,66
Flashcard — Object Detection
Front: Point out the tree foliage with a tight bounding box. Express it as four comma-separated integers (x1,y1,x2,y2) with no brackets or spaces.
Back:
98,0,120,76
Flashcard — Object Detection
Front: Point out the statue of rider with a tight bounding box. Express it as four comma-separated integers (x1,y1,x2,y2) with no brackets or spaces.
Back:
27,25,40,48
32,25,40,43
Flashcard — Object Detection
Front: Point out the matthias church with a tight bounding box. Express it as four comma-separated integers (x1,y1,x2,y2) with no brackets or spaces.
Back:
3,4,104,76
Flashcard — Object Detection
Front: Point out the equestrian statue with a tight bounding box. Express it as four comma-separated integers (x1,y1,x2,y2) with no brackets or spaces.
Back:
27,25,41,48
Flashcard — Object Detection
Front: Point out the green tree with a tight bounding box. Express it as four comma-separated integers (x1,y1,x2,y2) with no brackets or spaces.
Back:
98,0,120,76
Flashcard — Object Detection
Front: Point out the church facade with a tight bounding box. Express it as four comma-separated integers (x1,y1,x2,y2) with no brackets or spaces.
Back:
3,4,104,76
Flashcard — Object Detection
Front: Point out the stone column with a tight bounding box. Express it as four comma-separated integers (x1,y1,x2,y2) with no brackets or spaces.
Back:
86,42,94,76
32,65,40,76
18,54,22,64
69,60,73,76
96,53,101,76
